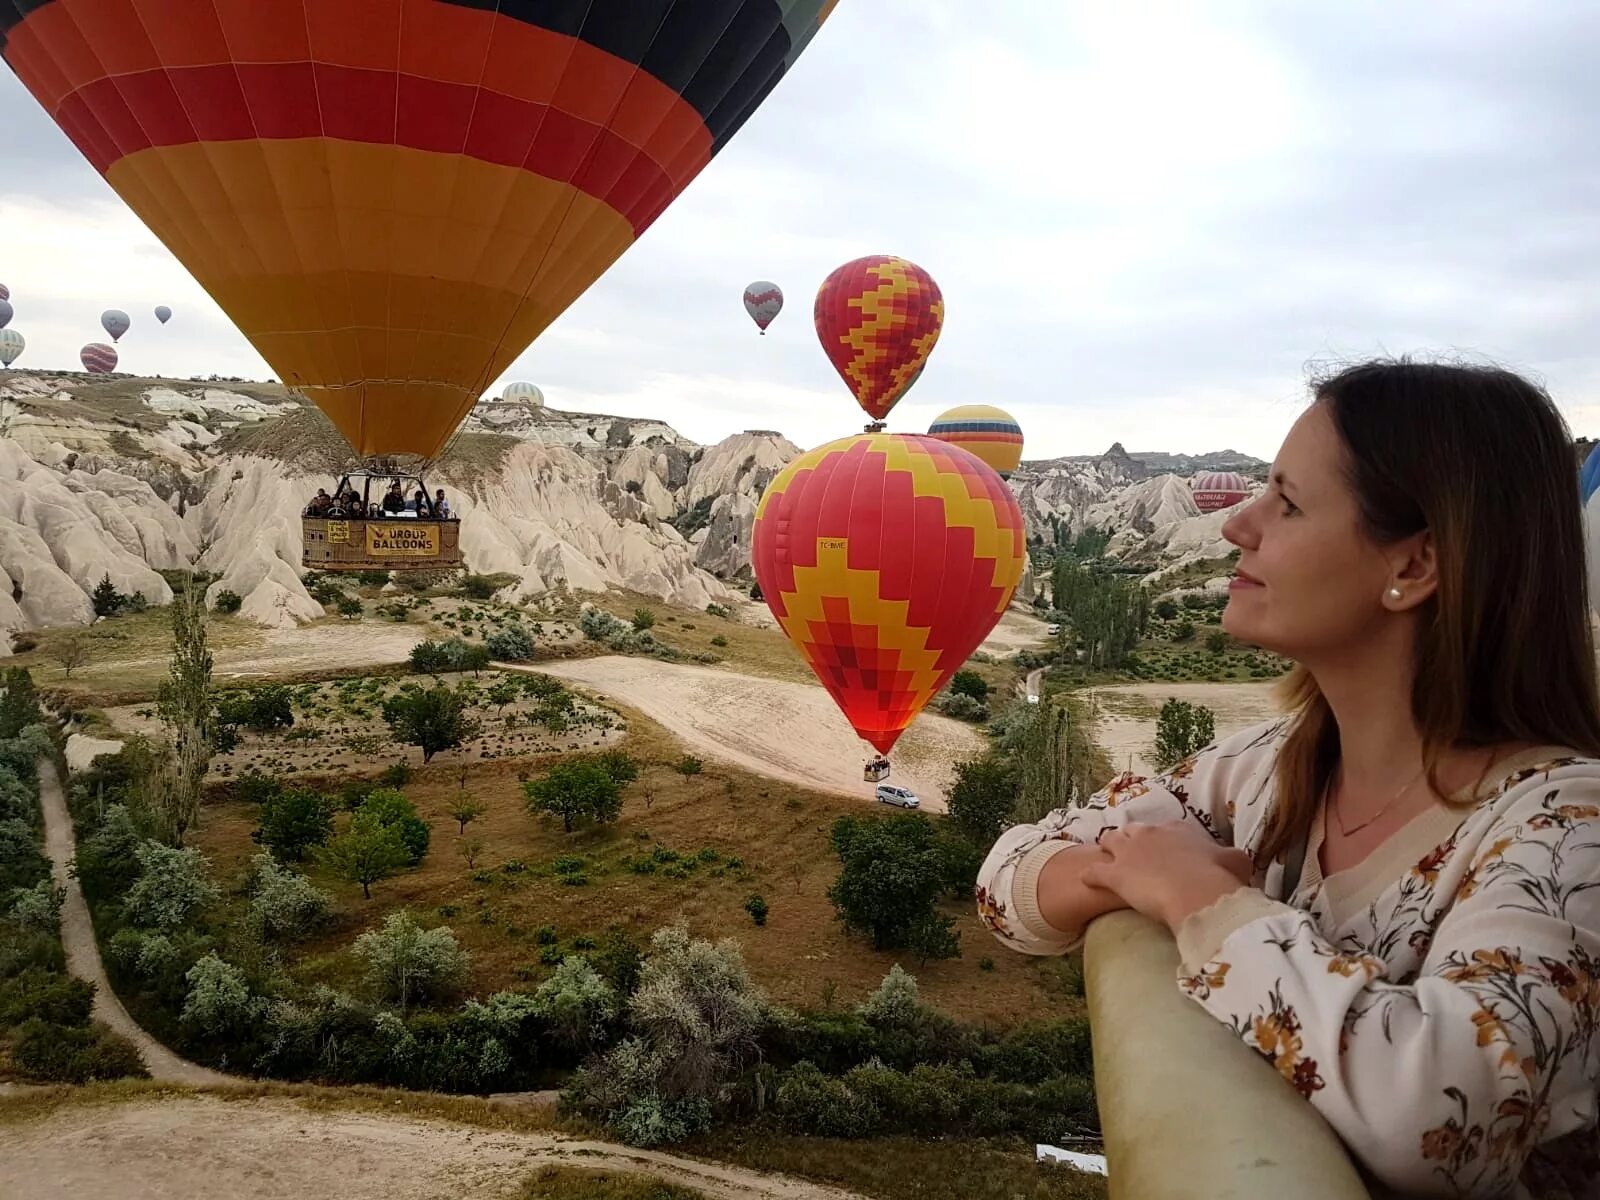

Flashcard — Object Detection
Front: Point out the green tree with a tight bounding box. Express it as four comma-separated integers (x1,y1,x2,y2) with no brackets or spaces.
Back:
91,574,124,617
907,911,961,967
382,685,482,763
319,812,410,899
253,787,335,861
946,754,1020,845
744,894,769,927
448,797,485,834
356,788,430,863
1155,598,1179,620
123,841,220,929
524,760,622,833
336,595,364,620
485,679,519,713
155,583,221,845
590,750,639,788
0,667,43,739
948,669,989,702
826,814,952,951
52,635,90,678
1205,631,1229,655
1172,619,1195,642
1016,700,1103,824
353,909,469,1008
1152,699,1216,771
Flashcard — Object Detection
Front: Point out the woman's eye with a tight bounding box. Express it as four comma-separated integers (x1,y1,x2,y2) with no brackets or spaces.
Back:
1280,498,1300,516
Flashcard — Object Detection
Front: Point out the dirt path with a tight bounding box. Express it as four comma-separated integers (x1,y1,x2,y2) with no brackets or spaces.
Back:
529,658,986,811
37,759,230,1087
0,1095,865,1200
1080,681,1283,777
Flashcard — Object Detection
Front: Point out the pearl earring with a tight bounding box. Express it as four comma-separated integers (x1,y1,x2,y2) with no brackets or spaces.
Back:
1388,588,1402,600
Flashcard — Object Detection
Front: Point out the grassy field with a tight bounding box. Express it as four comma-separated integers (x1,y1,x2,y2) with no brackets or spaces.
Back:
188,709,1075,1025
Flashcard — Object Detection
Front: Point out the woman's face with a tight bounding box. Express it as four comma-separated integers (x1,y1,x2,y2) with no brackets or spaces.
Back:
1221,403,1399,661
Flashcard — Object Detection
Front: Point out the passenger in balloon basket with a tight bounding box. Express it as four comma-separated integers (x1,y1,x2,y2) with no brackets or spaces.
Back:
381,482,407,515
434,490,452,520
973,360,1600,1198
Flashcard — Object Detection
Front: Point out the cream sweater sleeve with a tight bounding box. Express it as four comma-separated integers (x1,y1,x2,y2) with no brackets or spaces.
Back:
976,718,1286,957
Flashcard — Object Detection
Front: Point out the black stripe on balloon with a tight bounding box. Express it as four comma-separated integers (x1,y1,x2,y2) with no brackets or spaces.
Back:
440,0,792,143
0,0,51,51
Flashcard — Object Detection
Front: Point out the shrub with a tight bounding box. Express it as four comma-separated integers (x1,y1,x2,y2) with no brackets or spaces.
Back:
485,624,536,661
773,1061,879,1138
0,817,49,893
859,964,926,1028
319,813,410,899
1154,598,1179,619
354,910,470,1009
705,603,731,619
379,762,412,788
458,574,501,600
949,669,989,702
631,608,656,632
534,956,618,1052
938,692,989,723
12,1019,148,1083
1205,631,1229,655
254,787,335,861
181,954,258,1036
248,853,332,940
675,755,703,776
216,684,294,733
9,879,64,935
213,589,243,614
123,841,220,930
0,969,94,1027
233,770,283,806
744,894,768,927
337,595,364,620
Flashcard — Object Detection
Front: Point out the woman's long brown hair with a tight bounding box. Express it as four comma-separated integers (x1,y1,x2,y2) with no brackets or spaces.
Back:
1255,360,1600,865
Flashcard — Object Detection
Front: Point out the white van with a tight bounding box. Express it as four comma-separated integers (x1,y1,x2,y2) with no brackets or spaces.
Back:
875,783,920,809
1046,623,1062,635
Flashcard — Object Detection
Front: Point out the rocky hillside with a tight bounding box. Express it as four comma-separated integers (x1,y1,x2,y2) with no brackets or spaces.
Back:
0,371,1262,646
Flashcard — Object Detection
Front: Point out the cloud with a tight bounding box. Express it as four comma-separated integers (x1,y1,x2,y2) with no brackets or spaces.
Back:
2,1,1596,459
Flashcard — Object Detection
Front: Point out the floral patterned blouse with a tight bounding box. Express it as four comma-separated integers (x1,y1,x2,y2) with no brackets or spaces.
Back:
976,718,1600,1199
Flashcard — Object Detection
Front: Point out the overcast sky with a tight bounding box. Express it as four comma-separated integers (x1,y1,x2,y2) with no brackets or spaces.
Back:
2,1,1596,460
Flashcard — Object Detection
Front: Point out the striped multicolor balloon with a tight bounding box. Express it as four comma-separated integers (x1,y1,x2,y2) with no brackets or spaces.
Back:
0,284,8,301
501,382,544,407
1,0,836,459
743,281,783,334
814,256,944,424
0,329,23,368
0,299,11,330
752,434,1025,754
1191,471,1251,513
928,404,1024,478
80,343,118,374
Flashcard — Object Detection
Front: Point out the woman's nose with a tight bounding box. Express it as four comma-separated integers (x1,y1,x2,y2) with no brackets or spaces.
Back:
1221,501,1259,550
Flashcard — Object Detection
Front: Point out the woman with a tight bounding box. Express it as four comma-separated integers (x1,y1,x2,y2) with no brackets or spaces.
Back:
977,361,1600,1198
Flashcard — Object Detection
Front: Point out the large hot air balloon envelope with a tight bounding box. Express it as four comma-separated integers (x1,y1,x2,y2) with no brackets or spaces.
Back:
752,433,1026,755
0,299,11,330
501,382,544,407
928,404,1024,478
0,329,23,367
101,310,130,342
743,280,783,333
155,306,172,324
80,343,117,374
1,0,835,459
814,256,943,425
1192,471,1251,513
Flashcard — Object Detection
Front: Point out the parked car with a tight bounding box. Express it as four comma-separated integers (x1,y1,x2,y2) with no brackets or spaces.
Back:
875,783,920,809
1046,623,1062,635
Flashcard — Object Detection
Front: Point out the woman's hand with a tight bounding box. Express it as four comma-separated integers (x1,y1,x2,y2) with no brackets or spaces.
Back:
1079,822,1255,933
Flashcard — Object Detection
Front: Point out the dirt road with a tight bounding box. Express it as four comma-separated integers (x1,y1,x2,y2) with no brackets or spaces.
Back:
0,1095,865,1200
37,759,230,1087
531,657,985,811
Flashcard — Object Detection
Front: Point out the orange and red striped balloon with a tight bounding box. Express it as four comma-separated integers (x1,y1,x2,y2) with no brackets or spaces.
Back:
814,255,944,424
80,343,117,374
751,434,1025,754
1,0,836,458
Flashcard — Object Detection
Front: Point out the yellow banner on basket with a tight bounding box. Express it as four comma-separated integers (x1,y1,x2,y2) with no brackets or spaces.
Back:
326,520,349,543
366,522,439,557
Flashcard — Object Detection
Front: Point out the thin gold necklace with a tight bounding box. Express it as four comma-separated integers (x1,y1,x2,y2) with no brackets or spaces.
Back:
1331,763,1429,838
